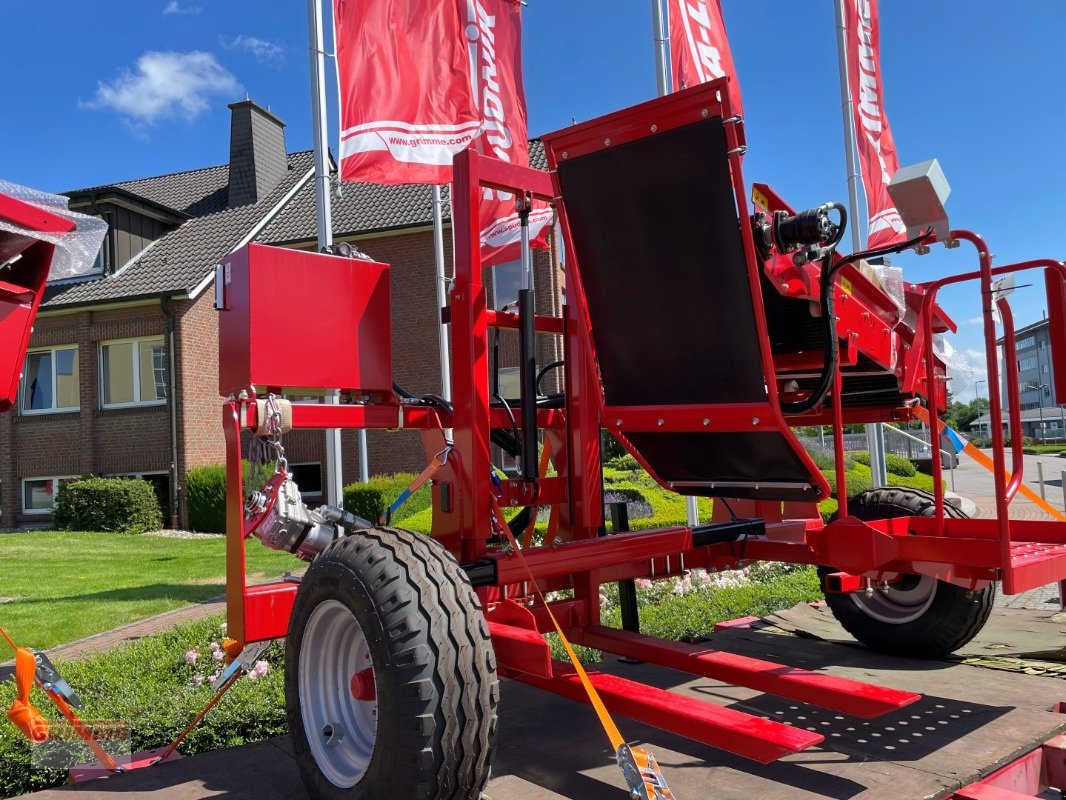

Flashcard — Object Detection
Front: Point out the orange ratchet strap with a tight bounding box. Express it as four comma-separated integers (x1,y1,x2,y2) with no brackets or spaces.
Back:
0,626,119,771
6,642,48,743
489,497,675,800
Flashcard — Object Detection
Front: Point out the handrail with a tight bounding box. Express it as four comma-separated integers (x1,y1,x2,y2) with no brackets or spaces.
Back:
910,232,1066,585
997,298,1026,505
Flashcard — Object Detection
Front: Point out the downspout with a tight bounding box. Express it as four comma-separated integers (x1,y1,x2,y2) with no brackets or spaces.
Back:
161,293,180,529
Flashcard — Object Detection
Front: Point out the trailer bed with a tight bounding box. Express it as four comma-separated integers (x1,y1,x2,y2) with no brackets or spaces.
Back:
22,603,1066,800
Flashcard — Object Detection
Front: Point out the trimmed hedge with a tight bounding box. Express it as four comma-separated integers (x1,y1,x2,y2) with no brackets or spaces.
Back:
343,472,429,524
853,450,917,477
185,461,263,533
53,478,162,534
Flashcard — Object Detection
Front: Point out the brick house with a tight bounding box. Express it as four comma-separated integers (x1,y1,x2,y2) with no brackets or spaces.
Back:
1,99,561,528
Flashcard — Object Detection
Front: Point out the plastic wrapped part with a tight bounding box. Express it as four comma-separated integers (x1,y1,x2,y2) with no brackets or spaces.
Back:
932,334,973,398
0,179,107,280
855,258,906,319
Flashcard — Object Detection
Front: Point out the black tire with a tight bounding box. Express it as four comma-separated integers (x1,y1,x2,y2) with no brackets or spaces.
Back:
818,488,994,659
285,526,499,800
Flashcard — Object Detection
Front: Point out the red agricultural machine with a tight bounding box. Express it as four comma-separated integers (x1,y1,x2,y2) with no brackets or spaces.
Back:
216,82,1066,799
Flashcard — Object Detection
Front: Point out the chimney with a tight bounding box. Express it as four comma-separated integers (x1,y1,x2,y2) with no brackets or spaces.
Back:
227,100,288,208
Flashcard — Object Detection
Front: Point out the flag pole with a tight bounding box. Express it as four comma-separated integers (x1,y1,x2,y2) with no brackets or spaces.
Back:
833,0,887,488
650,0,670,97
431,184,453,438
309,0,359,500
651,0,699,525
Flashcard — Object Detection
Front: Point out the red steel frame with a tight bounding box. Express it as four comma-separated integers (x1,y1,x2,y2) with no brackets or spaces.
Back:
221,80,1066,764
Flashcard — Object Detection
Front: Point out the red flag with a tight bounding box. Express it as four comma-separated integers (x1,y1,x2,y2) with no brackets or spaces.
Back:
334,0,481,185
669,0,743,115
467,0,552,266
844,0,907,248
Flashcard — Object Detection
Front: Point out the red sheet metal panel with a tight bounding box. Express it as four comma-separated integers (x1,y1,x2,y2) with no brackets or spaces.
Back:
217,243,392,397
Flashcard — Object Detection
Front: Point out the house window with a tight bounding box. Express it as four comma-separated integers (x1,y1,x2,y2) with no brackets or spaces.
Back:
489,260,521,310
100,337,166,408
1018,356,1038,372
21,346,79,414
289,463,323,498
22,476,75,514
1017,336,1036,350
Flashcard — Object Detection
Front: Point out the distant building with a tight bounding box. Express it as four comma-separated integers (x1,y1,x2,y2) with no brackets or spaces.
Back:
1,99,560,528
970,318,1063,440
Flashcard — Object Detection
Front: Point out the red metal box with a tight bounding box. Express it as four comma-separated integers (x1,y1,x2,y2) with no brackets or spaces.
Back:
216,243,392,396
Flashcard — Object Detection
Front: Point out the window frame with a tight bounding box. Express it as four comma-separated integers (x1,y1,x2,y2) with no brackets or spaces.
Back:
99,336,168,410
20,345,80,415
21,476,77,515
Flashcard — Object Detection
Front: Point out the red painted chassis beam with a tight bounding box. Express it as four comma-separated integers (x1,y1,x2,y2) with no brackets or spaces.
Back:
511,660,824,764
238,399,565,433
574,625,920,720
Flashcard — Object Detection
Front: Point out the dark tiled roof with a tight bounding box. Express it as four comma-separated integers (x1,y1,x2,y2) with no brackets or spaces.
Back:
66,163,232,219
44,152,313,308
256,140,546,245
113,164,231,217
44,139,546,308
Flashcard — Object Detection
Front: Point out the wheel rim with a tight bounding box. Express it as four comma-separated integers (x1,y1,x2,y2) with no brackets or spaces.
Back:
298,599,377,788
850,574,937,624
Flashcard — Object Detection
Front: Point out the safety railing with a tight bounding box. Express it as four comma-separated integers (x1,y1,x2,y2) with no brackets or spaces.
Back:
910,229,1066,591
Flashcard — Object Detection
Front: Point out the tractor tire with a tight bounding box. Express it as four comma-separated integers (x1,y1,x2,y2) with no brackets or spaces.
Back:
818,488,995,659
285,525,498,800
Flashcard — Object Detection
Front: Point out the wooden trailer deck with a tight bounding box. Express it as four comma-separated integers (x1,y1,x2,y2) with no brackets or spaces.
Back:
22,602,1066,800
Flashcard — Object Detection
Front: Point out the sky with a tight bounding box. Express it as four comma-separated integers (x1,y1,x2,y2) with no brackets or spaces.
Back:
3,1,1066,402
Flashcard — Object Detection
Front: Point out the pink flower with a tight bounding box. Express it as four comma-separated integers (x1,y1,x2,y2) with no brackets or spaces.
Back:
635,579,653,590
208,642,221,653
212,649,225,662
184,650,198,665
247,660,269,681
191,674,204,687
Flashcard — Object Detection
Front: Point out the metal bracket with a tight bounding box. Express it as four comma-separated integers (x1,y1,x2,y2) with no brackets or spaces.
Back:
34,651,82,708
617,743,675,800
210,639,273,691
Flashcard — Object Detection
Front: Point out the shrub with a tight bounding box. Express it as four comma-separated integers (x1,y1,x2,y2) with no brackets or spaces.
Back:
185,461,264,533
821,467,871,499
885,453,917,477
852,450,916,477
605,453,640,472
343,472,428,524
603,486,653,520
53,477,162,534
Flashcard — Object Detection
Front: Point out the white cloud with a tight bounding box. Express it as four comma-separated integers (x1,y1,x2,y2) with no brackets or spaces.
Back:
221,35,286,67
967,316,984,325
83,52,241,124
163,1,202,14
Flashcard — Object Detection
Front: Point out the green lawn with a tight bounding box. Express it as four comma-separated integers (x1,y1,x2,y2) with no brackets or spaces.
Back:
0,532,299,650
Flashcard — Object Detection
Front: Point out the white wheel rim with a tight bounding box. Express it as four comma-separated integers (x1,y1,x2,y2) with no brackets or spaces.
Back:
850,574,937,624
298,599,377,788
